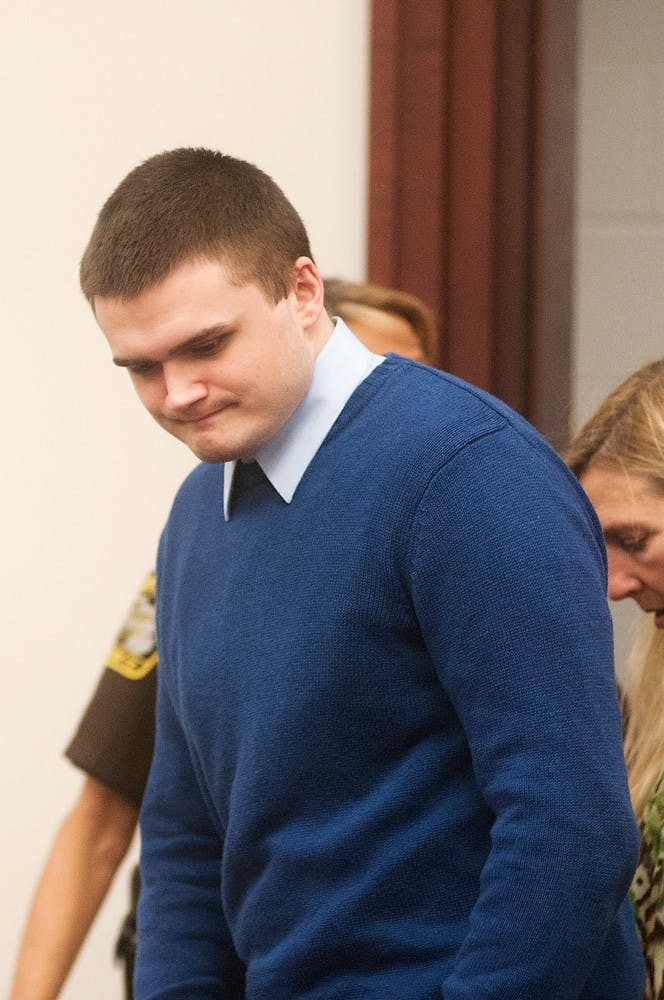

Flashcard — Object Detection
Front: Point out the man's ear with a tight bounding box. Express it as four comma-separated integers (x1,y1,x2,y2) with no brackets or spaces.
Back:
290,257,325,328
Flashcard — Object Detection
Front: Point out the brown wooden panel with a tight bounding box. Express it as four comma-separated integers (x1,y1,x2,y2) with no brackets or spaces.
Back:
532,0,577,450
397,4,448,335
493,0,535,415
368,0,401,285
445,1,497,386
368,0,577,444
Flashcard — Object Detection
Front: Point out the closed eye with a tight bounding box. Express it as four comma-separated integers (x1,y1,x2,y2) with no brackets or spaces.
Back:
620,536,650,554
188,336,226,358
605,531,652,555
113,327,232,376
127,360,160,379
180,328,234,360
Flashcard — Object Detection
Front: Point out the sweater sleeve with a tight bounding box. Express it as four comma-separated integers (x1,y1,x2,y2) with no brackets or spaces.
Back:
135,661,244,998
410,426,640,999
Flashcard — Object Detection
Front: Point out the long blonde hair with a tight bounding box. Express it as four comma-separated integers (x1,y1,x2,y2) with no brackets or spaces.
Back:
566,357,664,820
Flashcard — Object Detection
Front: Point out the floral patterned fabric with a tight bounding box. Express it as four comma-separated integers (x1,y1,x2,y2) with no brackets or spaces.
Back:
632,769,664,999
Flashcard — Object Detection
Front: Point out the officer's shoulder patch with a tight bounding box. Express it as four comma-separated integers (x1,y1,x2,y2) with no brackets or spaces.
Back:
106,573,158,680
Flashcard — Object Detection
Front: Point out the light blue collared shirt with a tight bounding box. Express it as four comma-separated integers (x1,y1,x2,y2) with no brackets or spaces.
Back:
223,319,384,519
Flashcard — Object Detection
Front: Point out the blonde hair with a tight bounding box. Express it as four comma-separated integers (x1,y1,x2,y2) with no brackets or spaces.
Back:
624,621,664,818
566,357,664,820
323,278,435,363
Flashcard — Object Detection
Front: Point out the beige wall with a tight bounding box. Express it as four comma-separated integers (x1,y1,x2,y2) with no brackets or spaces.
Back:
574,0,664,671
5,3,662,995
1,3,369,997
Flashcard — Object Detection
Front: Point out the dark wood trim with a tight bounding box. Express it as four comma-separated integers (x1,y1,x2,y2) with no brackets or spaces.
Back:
368,0,401,285
532,0,577,449
445,2,497,387
493,0,536,418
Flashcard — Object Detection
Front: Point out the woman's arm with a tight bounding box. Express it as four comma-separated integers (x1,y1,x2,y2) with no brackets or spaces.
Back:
9,775,138,1000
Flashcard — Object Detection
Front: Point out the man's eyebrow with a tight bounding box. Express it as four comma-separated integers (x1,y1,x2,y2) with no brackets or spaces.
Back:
113,355,144,368
112,325,234,368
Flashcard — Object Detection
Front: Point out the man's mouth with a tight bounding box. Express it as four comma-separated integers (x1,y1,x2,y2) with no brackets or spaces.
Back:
191,410,220,423
185,405,229,425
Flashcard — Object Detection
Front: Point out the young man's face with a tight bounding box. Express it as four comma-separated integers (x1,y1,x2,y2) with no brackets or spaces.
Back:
95,257,328,463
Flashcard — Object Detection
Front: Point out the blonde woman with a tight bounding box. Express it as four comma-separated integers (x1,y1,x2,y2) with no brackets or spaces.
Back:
567,357,664,1000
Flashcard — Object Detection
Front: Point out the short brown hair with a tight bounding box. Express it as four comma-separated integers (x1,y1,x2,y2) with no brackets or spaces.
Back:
80,147,313,306
323,278,436,363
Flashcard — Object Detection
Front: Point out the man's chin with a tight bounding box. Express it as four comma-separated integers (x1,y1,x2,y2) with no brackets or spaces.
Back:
188,442,236,464
184,434,256,465
157,422,228,463
157,417,263,464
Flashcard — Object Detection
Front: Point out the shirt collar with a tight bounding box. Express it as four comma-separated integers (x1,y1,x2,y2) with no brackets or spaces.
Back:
223,319,383,519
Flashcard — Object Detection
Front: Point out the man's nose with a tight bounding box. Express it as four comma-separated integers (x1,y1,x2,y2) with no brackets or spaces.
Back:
606,553,641,602
163,364,208,412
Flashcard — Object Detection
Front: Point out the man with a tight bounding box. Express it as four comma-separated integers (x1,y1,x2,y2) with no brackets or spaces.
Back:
80,147,643,998
9,282,433,1000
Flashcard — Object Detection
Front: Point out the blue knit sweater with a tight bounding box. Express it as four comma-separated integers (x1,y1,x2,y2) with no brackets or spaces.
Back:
138,357,644,998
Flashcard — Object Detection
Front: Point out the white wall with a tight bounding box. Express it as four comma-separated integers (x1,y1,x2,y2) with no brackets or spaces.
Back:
574,0,664,672
1,3,369,997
